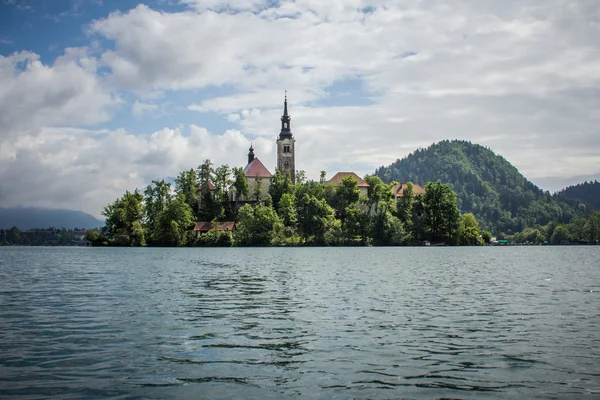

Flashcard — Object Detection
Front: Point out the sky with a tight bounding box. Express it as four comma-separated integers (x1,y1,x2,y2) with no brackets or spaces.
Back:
1,0,599,218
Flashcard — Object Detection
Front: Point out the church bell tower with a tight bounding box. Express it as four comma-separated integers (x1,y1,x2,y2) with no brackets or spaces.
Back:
276,92,296,183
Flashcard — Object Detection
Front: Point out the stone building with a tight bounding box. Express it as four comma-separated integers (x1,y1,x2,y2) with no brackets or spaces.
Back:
238,144,272,202
232,95,296,203
326,172,370,197
276,93,296,183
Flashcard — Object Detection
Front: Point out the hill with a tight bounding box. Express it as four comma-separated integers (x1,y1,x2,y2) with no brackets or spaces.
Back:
0,207,103,230
556,180,600,211
375,140,577,234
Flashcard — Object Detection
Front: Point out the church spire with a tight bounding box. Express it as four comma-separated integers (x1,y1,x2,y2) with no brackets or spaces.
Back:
247,143,255,164
279,91,292,140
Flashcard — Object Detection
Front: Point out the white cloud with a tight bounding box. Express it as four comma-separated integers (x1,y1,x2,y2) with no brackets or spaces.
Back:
179,0,270,13
1,0,600,217
0,125,263,218
132,100,159,117
0,49,117,141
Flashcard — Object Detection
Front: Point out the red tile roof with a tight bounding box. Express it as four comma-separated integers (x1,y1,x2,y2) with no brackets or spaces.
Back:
243,158,272,178
194,221,235,232
197,181,216,191
327,172,370,187
394,183,426,196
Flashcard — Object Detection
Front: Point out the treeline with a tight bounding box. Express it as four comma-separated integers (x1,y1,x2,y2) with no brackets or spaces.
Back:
507,212,600,245
0,227,90,246
98,160,490,247
375,140,577,235
556,180,600,212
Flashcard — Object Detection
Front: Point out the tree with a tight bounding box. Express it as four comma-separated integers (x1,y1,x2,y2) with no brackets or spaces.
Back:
85,229,100,242
175,169,199,216
160,193,195,246
144,180,171,244
319,170,327,184
253,176,263,202
344,203,371,245
364,175,393,213
235,203,283,246
481,230,492,244
411,194,427,243
371,202,405,246
102,190,145,246
458,213,483,246
296,170,307,184
278,192,298,228
423,182,461,244
213,164,233,220
333,176,360,227
232,167,249,205
550,224,571,245
269,170,294,211
396,182,414,227
297,194,336,244
197,159,213,188
197,159,216,220
5,226,22,245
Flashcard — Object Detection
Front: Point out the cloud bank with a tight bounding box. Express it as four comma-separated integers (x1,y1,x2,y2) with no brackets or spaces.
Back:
0,0,599,217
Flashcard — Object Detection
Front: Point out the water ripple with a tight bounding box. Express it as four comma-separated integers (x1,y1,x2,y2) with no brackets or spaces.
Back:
1,246,599,398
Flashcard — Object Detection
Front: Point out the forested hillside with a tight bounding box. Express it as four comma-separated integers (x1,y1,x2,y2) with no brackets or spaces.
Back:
0,207,103,230
556,181,600,211
375,140,577,234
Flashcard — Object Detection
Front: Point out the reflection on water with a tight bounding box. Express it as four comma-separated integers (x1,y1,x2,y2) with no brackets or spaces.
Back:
0,246,599,399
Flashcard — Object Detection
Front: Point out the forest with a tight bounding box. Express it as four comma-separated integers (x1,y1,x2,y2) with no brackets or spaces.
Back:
97,159,489,247
375,140,599,245
0,227,89,246
556,180,600,211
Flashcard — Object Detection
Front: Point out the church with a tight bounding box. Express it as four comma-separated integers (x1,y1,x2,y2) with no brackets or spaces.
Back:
195,93,425,235
234,94,296,202
236,93,425,206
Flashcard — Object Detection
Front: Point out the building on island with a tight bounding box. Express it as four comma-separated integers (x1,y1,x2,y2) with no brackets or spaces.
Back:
193,221,235,237
276,93,296,183
326,172,370,197
391,182,426,201
208,93,424,210
240,144,272,201
231,94,293,204
193,93,430,239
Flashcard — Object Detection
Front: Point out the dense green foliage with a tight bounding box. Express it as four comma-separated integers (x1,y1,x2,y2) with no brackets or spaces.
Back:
96,160,485,247
507,212,600,245
0,227,92,246
375,140,578,235
556,180,600,212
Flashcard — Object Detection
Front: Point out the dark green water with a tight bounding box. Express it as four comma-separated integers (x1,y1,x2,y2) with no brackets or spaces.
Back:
0,247,598,399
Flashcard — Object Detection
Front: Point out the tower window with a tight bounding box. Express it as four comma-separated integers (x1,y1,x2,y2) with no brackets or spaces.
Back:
284,122,288,128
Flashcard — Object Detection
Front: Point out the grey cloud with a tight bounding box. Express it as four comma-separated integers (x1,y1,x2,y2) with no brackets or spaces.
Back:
1,0,599,215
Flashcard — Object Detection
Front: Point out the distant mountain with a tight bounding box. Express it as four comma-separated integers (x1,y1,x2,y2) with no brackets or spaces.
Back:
556,180,600,211
375,140,577,234
0,207,103,230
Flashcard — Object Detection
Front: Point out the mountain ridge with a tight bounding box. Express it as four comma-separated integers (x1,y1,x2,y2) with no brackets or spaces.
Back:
375,140,578,234
0,207,103,230
555,180,600,211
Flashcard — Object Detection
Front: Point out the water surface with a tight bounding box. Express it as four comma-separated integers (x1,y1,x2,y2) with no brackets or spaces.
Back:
0,246,599,399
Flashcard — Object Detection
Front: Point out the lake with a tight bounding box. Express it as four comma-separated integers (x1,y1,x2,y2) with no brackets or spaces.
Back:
0,246,598,399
